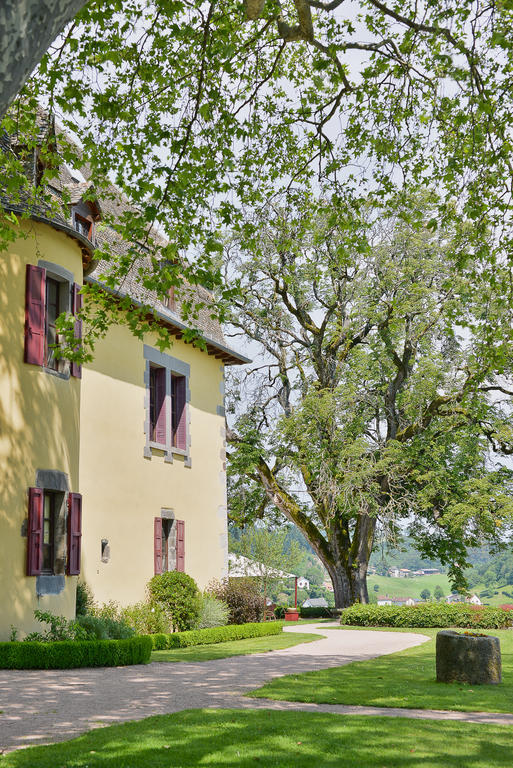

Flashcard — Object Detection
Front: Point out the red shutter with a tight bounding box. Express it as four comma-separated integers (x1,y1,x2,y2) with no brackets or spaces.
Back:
174,376,187,450
154,517,163,574
24,265,46,366
71,283,83,379
27,487,44,575
154,368,167,445
67,493,82,575
176,519,185,572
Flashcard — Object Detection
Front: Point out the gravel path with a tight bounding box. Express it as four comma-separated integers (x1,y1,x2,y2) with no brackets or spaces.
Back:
0,624,509,754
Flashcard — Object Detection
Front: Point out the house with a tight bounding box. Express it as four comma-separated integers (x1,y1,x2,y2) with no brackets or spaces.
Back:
468,594,482,605
0,115,249,638
322,580,334,592
297,576,310,590
228,553,295,581
377,596,416,606
377,596,393,605
302,597,328,608
446,593,464,604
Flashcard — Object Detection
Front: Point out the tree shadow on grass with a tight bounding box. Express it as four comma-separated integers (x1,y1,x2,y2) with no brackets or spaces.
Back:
2,710,512,768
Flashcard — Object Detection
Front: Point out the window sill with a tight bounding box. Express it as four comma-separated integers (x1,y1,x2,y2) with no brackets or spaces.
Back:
43,365,70,381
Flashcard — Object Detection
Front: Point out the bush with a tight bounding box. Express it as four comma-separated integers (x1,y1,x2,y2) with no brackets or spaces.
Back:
93,600,123,622
75,580,95,616
151,620,282,650
24,610,89,642
76,614,135,640
196,594,229,629
300,606,333,619
274,604,287,619
0,636,152,669
207,578,265,624
120,601,173,635
148,572,200,631
340,603,513,629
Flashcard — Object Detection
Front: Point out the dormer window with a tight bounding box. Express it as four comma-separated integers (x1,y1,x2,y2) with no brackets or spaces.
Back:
163,286,176,312
73,212,93,240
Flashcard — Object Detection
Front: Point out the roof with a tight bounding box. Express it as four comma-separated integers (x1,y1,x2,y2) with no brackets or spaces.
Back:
302,598,328,607
1,112,250,366
228,553,296,579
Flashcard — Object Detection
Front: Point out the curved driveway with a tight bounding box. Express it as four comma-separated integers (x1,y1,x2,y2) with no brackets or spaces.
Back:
0,624,429,752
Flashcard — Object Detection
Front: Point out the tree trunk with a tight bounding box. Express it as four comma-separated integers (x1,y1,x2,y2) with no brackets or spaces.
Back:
0,0,88,118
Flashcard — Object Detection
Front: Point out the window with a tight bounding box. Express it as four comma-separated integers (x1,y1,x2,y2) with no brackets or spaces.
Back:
171,374,186,449
154,517,185,575
24,264,82,377
27,487,82,577
73,213,93,240
149,365,166,444
45,277,60,371
42,491,57,572
145,347,190,462
163,286,176,312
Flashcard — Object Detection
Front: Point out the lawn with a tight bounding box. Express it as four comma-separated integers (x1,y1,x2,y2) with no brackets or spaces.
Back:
2,709,512,768
249,627,513,713
151,631,323,662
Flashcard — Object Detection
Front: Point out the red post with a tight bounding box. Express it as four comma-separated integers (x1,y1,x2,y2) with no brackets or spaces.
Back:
295,576,298,608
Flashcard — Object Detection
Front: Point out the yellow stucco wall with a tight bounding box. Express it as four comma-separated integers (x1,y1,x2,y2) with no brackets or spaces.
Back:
79,318,228,607
0,221,83,639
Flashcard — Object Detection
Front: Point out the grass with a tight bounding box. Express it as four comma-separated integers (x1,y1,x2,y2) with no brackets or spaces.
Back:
249,627,513,713
368,574,452,599
2,709,513,767
151,631,323,662
470,583,513,606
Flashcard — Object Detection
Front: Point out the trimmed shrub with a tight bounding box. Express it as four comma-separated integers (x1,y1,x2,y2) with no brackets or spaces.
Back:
274,604,287,619
340,603,513,629
0,636,152,669
76,614,135,640
120,601,172,635
151,620,282,650
148,572,201,631
196,594,229,629
300,606,333,619
207,578,265,624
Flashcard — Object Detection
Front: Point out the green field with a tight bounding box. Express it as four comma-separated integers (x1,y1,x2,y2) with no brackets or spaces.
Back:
367,573,452,600
367,573,513,605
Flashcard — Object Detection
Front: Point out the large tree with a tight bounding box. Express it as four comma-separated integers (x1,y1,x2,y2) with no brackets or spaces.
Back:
3,0,513,351
225,195,513,607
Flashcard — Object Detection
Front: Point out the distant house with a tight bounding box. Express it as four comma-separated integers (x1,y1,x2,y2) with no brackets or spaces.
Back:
322,580,334,592
377,596,415,606
422,568,441,575
446,593,464,604
468,594,482,605
302,597,328,608
389,567,401,578
297,576,310,590
377,596,393,605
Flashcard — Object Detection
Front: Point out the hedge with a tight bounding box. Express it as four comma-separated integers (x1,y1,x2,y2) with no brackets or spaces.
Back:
340,603,513,629
0,636,153,669
150,620,282,650
300,607,334,619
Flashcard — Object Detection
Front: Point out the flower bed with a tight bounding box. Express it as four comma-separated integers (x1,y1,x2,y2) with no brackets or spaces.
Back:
340,603,512,629
150,620,282,650
0,635,152,669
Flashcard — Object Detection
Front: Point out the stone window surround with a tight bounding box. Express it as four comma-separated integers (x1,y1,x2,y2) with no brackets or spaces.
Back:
37,259,74,381
143,344,191,467
34,469,70,597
